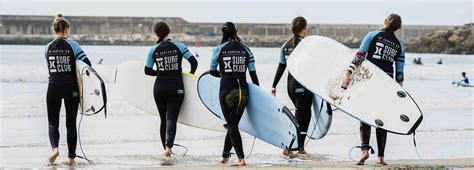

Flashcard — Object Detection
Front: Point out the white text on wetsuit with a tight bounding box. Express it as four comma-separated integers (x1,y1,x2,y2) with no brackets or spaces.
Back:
48,49,72,73
373,37,399,62
155,50,179,71
222,50,246,73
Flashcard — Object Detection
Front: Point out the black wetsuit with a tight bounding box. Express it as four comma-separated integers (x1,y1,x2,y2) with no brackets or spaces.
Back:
144,39,198,149
45,37,91,158
210,40,259,159
348,30,406,157
272,36,314,150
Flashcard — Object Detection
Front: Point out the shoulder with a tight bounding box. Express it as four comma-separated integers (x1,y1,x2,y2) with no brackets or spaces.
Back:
170,40,187,48
65,39,80,47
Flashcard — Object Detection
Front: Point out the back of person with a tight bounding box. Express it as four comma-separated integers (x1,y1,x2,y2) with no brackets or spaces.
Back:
46,38,81,83
215,40,254,81
363,30,404,78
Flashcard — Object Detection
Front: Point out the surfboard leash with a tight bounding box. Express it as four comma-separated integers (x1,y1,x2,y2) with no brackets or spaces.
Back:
173,143,189,157
77,112,94,164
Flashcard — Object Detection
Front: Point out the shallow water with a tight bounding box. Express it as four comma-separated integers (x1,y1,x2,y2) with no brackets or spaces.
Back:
0,45,473,168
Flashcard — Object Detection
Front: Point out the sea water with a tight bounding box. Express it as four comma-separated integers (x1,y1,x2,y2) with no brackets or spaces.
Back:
1,45,473,168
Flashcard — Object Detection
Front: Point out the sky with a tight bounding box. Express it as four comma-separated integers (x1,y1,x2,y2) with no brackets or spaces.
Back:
0,0,472,25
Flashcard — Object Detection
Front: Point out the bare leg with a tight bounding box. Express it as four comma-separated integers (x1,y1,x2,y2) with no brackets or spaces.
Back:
378,156,387,165
68,158,76,166
164,147,172,157
282,149,295,158
357,150,369,165
48,148,59,166
236,158,246,166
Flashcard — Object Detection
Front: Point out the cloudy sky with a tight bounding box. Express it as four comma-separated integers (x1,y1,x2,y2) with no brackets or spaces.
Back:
1,0,472,25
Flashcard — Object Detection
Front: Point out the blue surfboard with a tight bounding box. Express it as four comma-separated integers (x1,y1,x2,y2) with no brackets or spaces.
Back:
197,72,300,150
307,96,333,140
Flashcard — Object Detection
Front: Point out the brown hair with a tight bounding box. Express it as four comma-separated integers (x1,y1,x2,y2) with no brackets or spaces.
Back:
382,14,402,32
52,14,70,33
291,16,307,47
153,21,170,43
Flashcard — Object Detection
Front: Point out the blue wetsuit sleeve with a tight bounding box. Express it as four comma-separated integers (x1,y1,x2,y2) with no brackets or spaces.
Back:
145,45,157,68
66,40,91,66
173,41,193,60
44,43,51,64
359,31,379,52
279,44,286,65
210,45,222,71
395,43,406,82
242,44,256,72
347,31,379,73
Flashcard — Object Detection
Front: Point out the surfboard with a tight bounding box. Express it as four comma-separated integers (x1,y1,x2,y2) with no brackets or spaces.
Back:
307,95,333,140
287,35,423,135
197,72,300,150
76,60,107,117
452,81,473,87
115,61,224,131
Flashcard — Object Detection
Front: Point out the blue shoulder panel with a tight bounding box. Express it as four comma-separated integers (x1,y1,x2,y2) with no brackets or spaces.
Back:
279,40,289,65
65,40,88,61
172,41,193,59
44,41,53,64
241,43,256,71
145,44,159,68
359,31,380,52
210,42,227,71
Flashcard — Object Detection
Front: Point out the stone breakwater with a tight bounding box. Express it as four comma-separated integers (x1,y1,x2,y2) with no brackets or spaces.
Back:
405,24,473,54
1,15,471,54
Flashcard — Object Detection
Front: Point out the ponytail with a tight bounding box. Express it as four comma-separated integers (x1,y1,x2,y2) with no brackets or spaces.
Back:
221,22,240,44
381,14,402,32
52,14,70,34
291,16,307,48
153,21,170,43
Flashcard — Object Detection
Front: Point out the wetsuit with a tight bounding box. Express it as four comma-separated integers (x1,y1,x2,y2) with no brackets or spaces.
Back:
347,30,405,157
461,76,469,84
210,40,259,159
272,36,314,150
145,39,198,149
45,37,91,158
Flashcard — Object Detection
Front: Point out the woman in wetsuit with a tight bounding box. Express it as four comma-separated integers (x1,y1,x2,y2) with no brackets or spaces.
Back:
210,22,259,166
271,16,315,157
342,14,406,165
144,21,198,157
45,14,92,166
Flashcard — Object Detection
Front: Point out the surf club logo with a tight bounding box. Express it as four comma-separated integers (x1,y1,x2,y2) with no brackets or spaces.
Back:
222,50,247,73
373,37,399,62
155,50,179,71
48,49,72,73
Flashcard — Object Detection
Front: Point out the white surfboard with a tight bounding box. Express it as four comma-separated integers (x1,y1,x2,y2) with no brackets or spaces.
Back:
197,72,300,150
307,96,332,140
76,60,107,117
115,61,224,131
287,35,423,135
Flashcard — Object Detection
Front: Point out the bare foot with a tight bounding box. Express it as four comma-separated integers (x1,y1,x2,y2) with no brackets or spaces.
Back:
377,156,387,165
236,159,246,166
356,150,369,165
282,149,295,158
164,147,172,157
68,158,76,166
297,149,307,155
220,157,229,164
48,148,59,166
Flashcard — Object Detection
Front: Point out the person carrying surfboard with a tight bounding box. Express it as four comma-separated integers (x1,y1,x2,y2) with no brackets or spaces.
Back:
144,21,198,157
44,14,92,166
271,16,315,157
341,14,406,165
209,22,259,166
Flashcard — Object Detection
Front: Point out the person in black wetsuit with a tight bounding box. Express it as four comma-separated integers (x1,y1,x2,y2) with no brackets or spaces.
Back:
271,16,315,157
342,14,406,166
144,21,198,157
45,14,92,166
210,22,259,166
